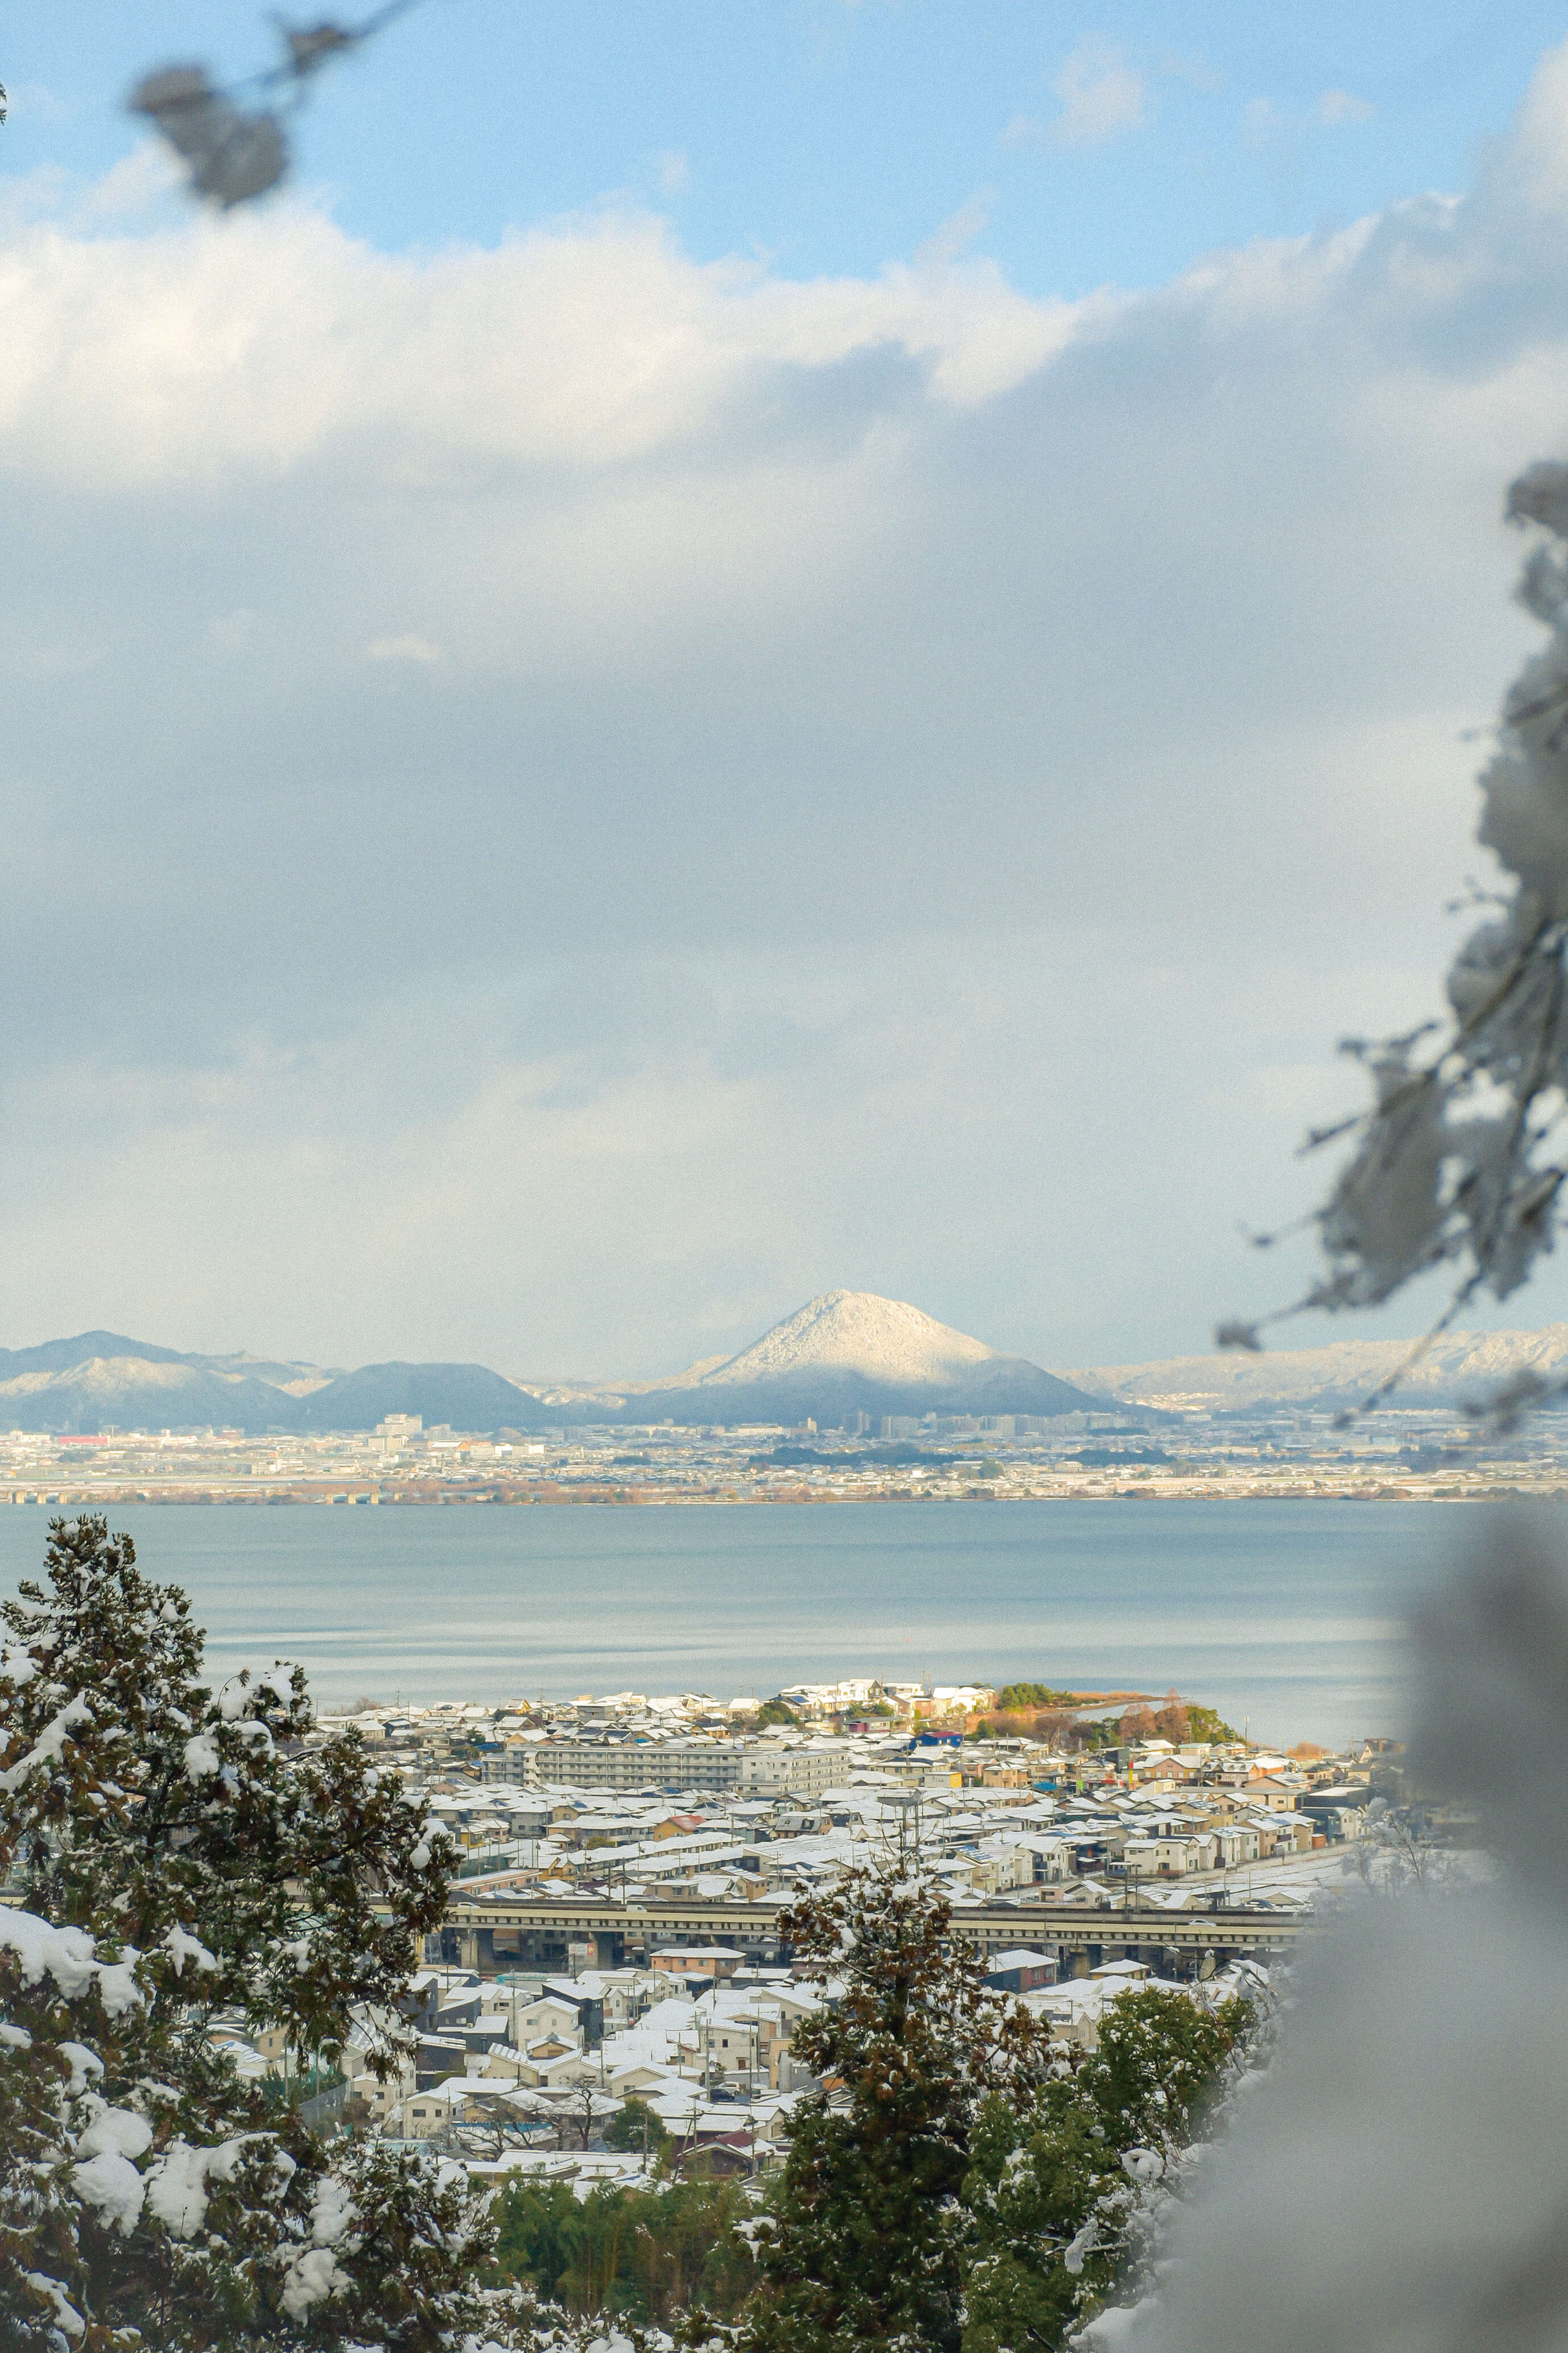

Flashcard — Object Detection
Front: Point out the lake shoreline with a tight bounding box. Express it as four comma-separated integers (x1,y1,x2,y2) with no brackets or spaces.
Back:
1,1484,1544,1508
0,1496,1445,1744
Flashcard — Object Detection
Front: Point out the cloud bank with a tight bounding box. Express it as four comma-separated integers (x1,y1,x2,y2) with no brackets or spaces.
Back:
7,45,1568,1375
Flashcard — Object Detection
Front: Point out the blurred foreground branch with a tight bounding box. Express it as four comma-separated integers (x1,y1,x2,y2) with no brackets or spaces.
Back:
1224,464,1568,1430
127,3,429,208
1079,1512,1568,2353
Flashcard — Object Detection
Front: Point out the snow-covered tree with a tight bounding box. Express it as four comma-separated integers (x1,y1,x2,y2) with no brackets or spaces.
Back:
1,1516,451,2079
0,1516,546,2349
1234,461,1568,1414
739,1860,1051,2353
960,1985,1252,2353
0,1901,540,2349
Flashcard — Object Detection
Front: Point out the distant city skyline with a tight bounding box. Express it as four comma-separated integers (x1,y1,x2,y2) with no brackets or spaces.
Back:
8,13,1568,1376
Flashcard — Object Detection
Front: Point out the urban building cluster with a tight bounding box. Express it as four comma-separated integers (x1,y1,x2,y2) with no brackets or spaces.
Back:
6,1402,1568,1503
199,1678,1397,2190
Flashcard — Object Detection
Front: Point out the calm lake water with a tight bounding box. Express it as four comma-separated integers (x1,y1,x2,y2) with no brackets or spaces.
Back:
0,1499,1488,1747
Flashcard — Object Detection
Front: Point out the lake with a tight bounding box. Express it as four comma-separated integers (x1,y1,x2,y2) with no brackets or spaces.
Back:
0,1499,1487,1747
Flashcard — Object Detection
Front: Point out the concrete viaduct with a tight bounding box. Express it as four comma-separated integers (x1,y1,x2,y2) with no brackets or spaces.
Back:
436,1890,1303,1980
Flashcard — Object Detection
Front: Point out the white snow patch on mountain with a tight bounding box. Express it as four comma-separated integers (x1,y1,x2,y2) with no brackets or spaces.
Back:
688,1290,999,1389
1065,1326,1568,1412
0,1357,248,1402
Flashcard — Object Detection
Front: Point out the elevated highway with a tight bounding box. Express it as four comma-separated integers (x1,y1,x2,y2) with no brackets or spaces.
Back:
436,1888,1305,1978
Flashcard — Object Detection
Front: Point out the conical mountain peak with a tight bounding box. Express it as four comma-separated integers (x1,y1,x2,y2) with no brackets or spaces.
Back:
697,1291,998,1388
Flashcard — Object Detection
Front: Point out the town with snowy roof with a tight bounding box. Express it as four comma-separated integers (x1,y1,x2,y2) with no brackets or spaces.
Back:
194,1675,1408,2193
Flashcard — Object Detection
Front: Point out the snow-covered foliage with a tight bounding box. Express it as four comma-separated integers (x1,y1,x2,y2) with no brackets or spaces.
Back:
0,1911,537,2350
721,1860,1251,2353
1080,1512,1568,2353
738,1860,1055,2352
961,1979,1261,2353
1235,462,1568,1415
0,1517,449,2078
127,19,411,214
0,1516,556,2350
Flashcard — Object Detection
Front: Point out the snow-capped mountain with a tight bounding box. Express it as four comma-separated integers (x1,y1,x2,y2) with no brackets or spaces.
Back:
0,1334,550,1438
1064,1325,1568,1414
686,1290,1003,1388
619,1290,1099,1424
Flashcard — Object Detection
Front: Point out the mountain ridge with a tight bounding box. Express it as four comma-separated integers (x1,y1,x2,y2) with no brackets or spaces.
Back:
0,1293,1099,1434
1064,1325,1568,1413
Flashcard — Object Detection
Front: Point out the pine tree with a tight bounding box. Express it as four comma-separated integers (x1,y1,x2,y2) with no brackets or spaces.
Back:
1,1518,454,2074
960,1985,1251,2353
740,1859,1050,2353
0,1516,544,2348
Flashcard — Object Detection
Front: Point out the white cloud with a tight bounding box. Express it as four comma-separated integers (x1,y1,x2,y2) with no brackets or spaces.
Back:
7,46,1568,1366
0,196,1068,492
1047,38,1146,149
913,191,996,274
1008,46,1215,148
0,918,1475,1376
366,633,443,664
654,149,690,195
1318,88,1375,127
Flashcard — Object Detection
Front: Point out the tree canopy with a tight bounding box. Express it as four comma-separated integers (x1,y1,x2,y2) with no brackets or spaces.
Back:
729,1859,1251,2353
0,1516,542,2349
741,1864,1050,2353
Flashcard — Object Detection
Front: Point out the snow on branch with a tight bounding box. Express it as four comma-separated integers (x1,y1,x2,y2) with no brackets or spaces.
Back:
0,1692,92,1795
0,1909,144,2020
1228,461,1568,1425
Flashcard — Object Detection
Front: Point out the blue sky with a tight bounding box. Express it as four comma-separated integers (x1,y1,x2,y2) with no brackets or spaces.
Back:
7,2,1565,292
5,10,1568,1377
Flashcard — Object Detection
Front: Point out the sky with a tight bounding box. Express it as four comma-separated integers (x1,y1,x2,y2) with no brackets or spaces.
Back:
5,5,1568,1380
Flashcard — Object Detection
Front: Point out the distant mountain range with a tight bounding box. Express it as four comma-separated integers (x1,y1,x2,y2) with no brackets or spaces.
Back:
14,1307,1562,1435
0,1294,1103,1436
1064,1326,1568,1414
0,1333,550,1439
